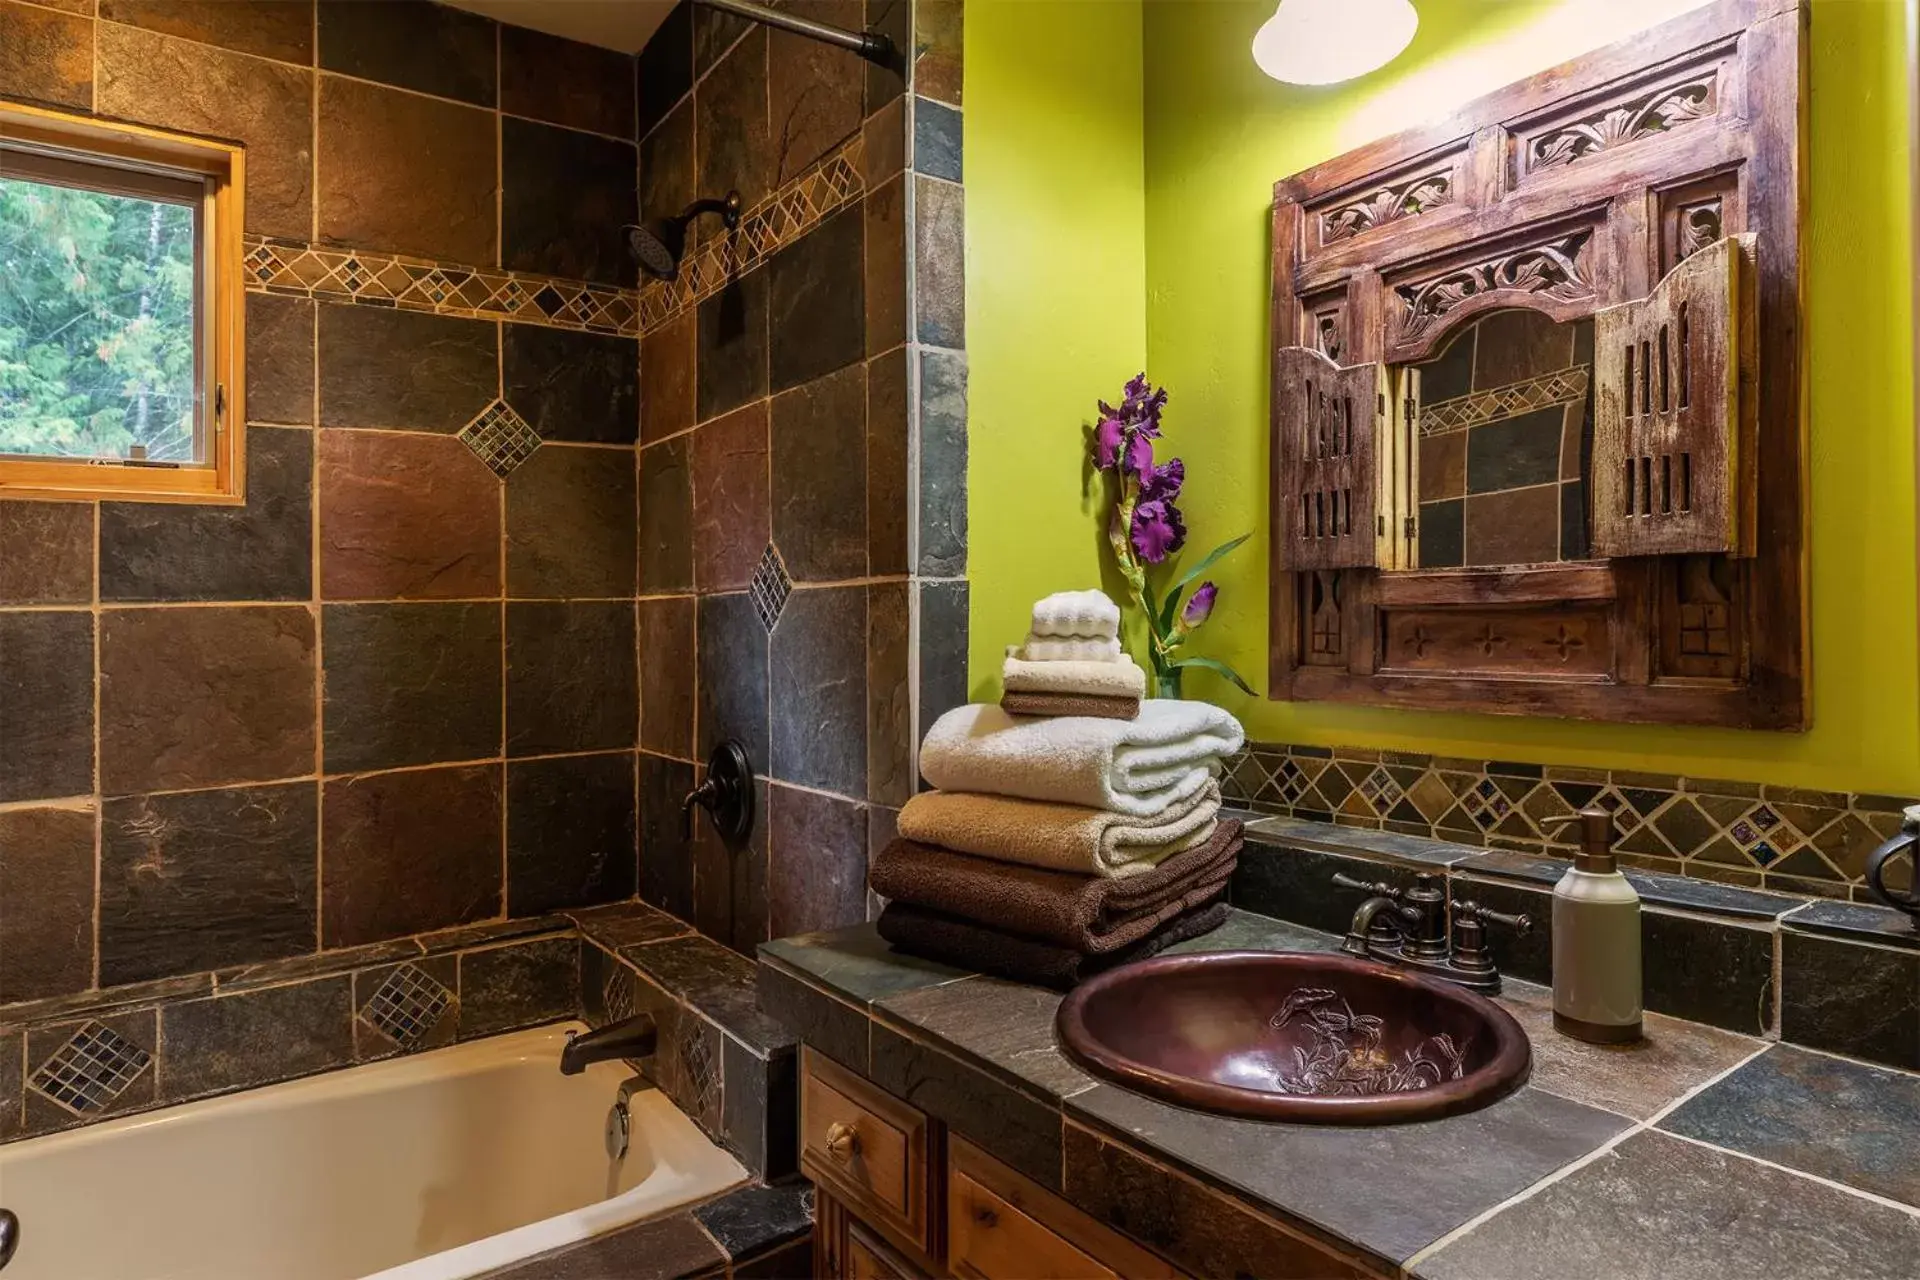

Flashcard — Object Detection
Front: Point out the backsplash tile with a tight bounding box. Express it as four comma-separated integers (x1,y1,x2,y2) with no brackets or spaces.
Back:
1226,743,1911,902
0,807,95,1004
459,401,544,479
0,610,93,803
358,962,457,1054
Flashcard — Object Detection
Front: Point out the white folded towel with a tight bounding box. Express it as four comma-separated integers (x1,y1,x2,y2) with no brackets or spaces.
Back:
1003,652,1146,699
1020,635,1123,663
919,700,1246,817
1030,589,1120,640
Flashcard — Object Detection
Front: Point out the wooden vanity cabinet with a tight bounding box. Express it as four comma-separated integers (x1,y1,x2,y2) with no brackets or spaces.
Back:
801,1048,1369,1280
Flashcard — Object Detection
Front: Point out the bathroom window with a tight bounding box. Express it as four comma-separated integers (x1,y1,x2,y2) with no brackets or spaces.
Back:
0,102,245,503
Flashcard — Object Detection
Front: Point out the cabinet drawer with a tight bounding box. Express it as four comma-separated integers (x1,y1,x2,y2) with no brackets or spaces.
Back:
801,1049,932,1256
947,1139,1183,1280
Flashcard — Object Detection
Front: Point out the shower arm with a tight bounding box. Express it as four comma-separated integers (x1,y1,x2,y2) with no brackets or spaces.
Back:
693,0,898,65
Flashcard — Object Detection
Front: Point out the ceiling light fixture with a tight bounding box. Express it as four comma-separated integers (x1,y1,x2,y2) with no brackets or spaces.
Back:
1253,0,1419,86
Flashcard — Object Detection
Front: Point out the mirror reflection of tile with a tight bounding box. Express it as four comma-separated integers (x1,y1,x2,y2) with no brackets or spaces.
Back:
1415,310,1595,569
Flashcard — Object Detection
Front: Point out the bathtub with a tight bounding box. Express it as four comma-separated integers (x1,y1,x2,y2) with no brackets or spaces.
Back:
0,1023,748,1280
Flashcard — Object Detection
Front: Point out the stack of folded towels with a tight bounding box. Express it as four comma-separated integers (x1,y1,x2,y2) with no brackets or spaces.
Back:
1000,589,1145,721
869,598,1245,989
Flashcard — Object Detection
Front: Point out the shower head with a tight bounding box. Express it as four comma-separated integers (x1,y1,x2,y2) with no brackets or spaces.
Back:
625,191,742,282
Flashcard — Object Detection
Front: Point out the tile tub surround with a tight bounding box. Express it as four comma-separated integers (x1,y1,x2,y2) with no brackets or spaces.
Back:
0,4,657,1032
3,901,798,1185
575,901,799,1180
1234,813,1920,1069
484,1179,814,1280
632,0,971,957
1223,743,1915,903
758,911,1920,1279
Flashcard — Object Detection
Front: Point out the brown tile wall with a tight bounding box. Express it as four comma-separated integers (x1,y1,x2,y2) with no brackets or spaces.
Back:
0,4,647,1031
633,0,968,956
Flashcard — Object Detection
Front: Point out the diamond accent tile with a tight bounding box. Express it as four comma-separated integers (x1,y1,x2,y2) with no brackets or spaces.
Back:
361,964,454,1049
458,400,542,477
604,968,636,1027
1459,777,1513,830
748,544,793,632
30,1021,152,1114
1360,765,1405,811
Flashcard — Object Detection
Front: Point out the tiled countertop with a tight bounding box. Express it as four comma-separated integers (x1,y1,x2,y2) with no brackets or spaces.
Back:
758,910,1920,1279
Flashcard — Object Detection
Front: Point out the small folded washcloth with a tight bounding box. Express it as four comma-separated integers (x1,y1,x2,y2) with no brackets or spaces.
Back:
1021,633,1121,660
869,820,1242,953
876,899,1230,990
919,700,1245,817
1003,653,1146,700
1001,691,1140,720
897,781,1220,876
1029,589,1120,640
1019,635,1123,663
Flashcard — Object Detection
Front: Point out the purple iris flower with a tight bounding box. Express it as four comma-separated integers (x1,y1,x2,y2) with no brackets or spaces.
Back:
1182,582,1218,627
1093,416,1124,470
1123,430,1156,479
1130,499,1187,563
1140,458,1184,504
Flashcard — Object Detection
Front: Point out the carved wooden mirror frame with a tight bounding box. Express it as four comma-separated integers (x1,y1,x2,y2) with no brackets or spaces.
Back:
1268,0,1807,730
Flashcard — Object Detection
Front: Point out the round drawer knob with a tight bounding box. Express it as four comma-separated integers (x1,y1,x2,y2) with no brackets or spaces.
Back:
825,1121,861,1160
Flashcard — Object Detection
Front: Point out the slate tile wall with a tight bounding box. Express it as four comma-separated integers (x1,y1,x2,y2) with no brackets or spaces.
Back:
0,5,647,1026
633,0,969,956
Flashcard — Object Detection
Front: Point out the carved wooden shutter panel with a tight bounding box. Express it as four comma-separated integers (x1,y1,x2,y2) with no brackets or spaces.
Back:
1274,347,1387,570
1590,235,1753,557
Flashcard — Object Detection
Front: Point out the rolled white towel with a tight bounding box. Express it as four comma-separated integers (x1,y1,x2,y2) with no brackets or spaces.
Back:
1020,635,1122,663
1003,652,1146,699
1029,589,1121,640
920,700,1246,817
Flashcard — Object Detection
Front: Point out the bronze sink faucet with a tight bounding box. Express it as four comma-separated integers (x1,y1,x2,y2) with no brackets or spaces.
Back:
1331,871,1530,994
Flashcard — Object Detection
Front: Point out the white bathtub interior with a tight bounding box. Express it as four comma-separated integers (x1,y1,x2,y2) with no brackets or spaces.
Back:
0,1022,748,1280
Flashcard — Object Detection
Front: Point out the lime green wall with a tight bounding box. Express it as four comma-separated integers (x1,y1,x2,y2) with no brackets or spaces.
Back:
966,0,1917,794
964,0,1149,691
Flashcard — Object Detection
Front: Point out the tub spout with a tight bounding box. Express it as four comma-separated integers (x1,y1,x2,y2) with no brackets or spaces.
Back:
559,1014,657,1076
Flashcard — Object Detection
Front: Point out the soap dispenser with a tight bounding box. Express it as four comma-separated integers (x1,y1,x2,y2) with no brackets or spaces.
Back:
1544,806,1643,1044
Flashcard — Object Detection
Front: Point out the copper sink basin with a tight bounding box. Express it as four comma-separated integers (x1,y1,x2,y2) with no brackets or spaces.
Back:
1056,951,1531,1125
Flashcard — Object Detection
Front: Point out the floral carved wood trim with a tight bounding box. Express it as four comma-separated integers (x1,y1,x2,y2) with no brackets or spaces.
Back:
1679,198,1725,259
1392,230,1594,344
1526,72,1718,171
1319,169,1454,244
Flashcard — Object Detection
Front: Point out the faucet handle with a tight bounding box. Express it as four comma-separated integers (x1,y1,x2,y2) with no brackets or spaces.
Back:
1452,898,1531,934
1332,871,1402,899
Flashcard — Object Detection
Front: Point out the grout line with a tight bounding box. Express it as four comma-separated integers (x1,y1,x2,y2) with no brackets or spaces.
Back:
310,278,324,956
1657,1128,1920,1219
1403,1038,1774,1271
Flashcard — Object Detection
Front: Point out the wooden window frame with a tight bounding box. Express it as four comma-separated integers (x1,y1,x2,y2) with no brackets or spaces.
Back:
0,101,246,505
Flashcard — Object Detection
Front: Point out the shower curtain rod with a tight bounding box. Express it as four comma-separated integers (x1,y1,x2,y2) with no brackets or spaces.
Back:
693,0,898,65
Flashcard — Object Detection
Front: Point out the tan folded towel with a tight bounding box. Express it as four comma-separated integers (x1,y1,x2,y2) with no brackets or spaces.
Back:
1002,653,1147,699
1001,691,1140,720
897,781,1221,878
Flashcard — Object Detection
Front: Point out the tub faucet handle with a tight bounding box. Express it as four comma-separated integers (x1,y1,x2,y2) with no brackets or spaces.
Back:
0,1207,18,1270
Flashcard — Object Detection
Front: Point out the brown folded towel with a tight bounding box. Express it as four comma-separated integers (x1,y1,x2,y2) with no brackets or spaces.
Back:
869,820,1242,954
1000,690,1141,720
876,899,1230,990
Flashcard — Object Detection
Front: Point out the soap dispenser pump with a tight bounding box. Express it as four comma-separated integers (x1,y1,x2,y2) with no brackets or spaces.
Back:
1544,806,1643,1044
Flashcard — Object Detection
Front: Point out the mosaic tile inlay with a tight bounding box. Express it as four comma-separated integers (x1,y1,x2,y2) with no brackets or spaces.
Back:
244,239,639,336
749,544,793,632
30,1021,153,1114
458,400,543,478
1420,365,1591,437
636,138,866,337
361,964,454,1049
1224,743,1913,903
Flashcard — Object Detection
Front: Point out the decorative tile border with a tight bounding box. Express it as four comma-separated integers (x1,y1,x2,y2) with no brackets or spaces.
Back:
1420,365,1590,437
1224,743,1913,902
636,136,866,336
243,238,641,336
